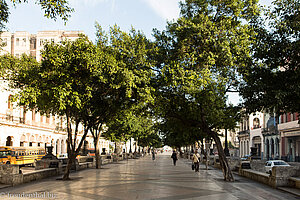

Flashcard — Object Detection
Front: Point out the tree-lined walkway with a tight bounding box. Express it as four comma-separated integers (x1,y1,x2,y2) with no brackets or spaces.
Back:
0,154,298,199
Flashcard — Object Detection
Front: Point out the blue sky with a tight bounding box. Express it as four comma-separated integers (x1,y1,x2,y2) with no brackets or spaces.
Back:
7,0,182,42
5,0,272,105
7,0,272,42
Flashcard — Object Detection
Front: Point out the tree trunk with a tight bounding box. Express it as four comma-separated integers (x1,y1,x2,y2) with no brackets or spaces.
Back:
62,120,90,180
94,140,101,169
62,153,76,180
211,131,234,182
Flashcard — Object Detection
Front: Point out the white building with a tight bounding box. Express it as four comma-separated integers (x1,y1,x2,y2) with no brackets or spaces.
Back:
0,30,110,156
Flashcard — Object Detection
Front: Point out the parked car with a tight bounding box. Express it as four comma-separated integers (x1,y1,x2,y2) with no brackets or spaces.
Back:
241,155,251,161
265,160,290,174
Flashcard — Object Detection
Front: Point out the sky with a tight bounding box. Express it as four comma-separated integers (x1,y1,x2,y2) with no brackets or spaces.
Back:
5,0,272,105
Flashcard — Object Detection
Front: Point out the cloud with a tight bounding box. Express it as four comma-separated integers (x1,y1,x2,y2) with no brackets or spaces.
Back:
143,0,181,21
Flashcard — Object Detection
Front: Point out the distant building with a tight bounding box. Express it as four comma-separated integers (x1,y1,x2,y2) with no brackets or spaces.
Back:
238,115,250,157
262,113,280,160
278,112,299,162
1,30,84,61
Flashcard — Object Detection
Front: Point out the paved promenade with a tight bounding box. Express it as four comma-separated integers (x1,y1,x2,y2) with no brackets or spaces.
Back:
0,153,298,200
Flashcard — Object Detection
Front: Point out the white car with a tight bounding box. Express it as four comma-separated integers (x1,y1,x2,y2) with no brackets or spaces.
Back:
265,160,290,174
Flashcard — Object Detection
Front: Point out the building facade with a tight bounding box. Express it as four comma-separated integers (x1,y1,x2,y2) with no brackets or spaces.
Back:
0,31,111,156
278,113,300,162
238,114,250,157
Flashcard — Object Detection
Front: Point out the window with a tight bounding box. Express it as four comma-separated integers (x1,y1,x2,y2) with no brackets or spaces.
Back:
2,38,7,46
22,38,26,46
16,38,19,46
29,142,32,147
253,118,260,129
274,161,289,166
20,142,24,147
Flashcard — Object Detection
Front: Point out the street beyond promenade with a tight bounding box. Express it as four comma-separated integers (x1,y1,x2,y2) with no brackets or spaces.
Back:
0,152,298,200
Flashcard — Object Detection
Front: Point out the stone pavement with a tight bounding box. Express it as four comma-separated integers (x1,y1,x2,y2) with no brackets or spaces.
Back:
0,153,298,200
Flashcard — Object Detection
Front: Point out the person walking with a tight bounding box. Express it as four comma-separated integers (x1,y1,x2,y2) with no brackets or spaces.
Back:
151,148,156,161
192,150,200,172
171,150,178,166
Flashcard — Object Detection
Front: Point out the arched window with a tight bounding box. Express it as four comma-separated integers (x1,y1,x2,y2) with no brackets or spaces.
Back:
6,136,13,146
253,118,260,129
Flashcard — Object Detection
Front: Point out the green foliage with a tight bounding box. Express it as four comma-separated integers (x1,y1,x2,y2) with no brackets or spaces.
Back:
153,0,258,147
10,36,98,117
96,23,157,144
240,0,300,114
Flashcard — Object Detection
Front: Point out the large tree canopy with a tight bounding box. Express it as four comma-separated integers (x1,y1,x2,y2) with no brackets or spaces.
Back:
9,36,101,180
153,0,259,181
240,0,300,114
86,24,155,168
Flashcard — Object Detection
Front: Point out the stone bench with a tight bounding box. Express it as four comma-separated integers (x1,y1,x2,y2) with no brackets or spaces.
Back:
289,177,300,189
23,168,57,184
78,162,94,170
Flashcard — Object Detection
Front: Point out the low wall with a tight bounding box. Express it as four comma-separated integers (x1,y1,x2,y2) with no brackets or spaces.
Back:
23,168,57,184
212,157,240,171
0,165,23,186
289,177,300,189
239,169,270,186
0,164,58,186
250,160,266,172
270,165,300,187
239,165,300,188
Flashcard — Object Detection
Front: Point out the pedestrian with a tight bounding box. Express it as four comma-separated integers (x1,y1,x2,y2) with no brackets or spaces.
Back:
152,148,155,161
171,150,178,166
192,150,200,172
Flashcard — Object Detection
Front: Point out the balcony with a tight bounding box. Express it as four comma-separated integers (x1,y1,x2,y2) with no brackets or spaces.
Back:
262,126,278,133
238,130,250,135
55,126,67,133
0,113,25,124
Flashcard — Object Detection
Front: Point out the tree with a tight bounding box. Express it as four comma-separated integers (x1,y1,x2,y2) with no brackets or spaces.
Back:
153,0,259,181
0,0,73,31
85,23,155,168
240,0,300,115
10,36,100,180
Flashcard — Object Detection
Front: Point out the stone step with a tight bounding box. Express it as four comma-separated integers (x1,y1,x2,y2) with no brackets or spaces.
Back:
277,187,300,197
0,184,10,189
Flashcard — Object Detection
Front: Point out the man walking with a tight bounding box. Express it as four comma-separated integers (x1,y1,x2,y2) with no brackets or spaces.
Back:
171,150,178,166
152,148,156,161
192,150,200,172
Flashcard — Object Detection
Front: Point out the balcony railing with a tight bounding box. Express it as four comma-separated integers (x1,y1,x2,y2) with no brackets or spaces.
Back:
238,130,250,135
55,126,67,132
262,126,278,134
0,113,25,124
